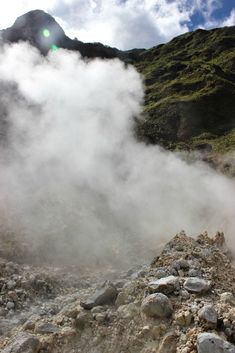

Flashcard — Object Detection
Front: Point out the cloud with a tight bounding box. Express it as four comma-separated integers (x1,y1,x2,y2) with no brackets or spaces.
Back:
0,1,233,50
0,42,235,267
52,0,192,49
222,9,235,26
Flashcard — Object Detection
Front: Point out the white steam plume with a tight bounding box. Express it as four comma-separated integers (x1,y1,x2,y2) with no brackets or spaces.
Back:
0,42,234,266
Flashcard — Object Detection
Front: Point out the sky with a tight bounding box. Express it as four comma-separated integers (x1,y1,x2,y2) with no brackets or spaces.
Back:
0,0,235,50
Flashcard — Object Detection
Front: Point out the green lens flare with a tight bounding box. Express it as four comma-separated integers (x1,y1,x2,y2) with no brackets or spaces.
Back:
51,44,59,52
43,29,50,38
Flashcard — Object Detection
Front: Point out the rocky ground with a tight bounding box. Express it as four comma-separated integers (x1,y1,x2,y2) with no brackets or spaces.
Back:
0,231,235,353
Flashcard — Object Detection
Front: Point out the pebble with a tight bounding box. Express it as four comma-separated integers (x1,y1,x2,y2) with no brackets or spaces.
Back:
6,301,15,310
148,276,179,294
184,277,210,294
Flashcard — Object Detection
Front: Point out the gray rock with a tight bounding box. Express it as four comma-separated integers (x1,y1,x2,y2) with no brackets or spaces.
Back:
80,281,118,309
2,333,40,353
141,293,173,318
184,277,210,294
151,268,169,279
6,301,15,310
220,292,235,306
188,269,202,277
148,276,180,294
172,259,190,271
117,303,139,319
7,280,16,290
198,305,217,327
34,322,60,334
158,331,178,353
197,332,235,353
74,311,92,330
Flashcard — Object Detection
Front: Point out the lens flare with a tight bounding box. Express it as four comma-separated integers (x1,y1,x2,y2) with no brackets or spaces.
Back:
42,29,50,38
51,44,59,52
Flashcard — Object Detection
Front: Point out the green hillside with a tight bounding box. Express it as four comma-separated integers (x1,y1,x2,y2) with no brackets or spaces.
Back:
135,26,235,157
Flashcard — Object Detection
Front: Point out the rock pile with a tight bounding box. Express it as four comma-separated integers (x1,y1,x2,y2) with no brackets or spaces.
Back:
0,231,235,353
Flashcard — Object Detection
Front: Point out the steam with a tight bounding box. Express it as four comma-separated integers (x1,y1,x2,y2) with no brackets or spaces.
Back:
0,42,234,267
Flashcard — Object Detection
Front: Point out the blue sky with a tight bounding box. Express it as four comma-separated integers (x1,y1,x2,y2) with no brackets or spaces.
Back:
0,1,235,49
187,0,235,30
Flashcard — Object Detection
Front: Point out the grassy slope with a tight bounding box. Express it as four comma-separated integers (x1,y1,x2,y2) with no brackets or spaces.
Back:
134,26,235,156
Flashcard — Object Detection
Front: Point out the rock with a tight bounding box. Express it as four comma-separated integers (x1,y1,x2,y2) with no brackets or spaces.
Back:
151,324,166,340
184,277,210,294
179,289,190,299
91,306,105,314
220,292,235,306
198,305,217,327
188,269,202,277
148,276,179,294
158,331,178,353
74,311,92,330
7,280,16,290
175,310,192,326
2,332,40,353
151,268,169,279
80,281,118,310
95,313,106,323
141,293,173,318
117,303,139,319
34,322,60,334
115,291,131,306
197,332,235,353
6,301,15,310
172,259,190,271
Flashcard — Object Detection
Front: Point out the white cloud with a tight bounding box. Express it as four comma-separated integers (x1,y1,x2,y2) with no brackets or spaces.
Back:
0,1,233,50
222,8,235,26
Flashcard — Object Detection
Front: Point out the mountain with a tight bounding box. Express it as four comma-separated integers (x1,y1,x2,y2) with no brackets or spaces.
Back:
0,10,143,60
1,10,235,164
135,26,235,158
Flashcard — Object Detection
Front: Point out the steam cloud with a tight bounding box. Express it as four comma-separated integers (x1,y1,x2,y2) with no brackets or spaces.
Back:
0,42,234,267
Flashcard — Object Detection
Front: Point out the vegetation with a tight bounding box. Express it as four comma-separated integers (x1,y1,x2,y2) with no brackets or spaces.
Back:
134,26,235,156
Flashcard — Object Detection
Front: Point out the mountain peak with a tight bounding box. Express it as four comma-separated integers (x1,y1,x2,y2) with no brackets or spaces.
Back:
2,9,65,53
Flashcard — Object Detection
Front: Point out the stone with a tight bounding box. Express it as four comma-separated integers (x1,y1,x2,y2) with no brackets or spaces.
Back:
2,333,40,353
172,259,190,271
188,269,202,277
198,305,217,327
74,311,91,330
34,322,60,334
175,310,192,326
117,303,139,319
141,293,173,318
6,301,15,310
7,280,16,290
184,277,210,294
115,291,130,306
148,276,179,295
197,332,235,353
158,331,178,353
80,281,118,309
95,313,106,323
220,292,235,306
